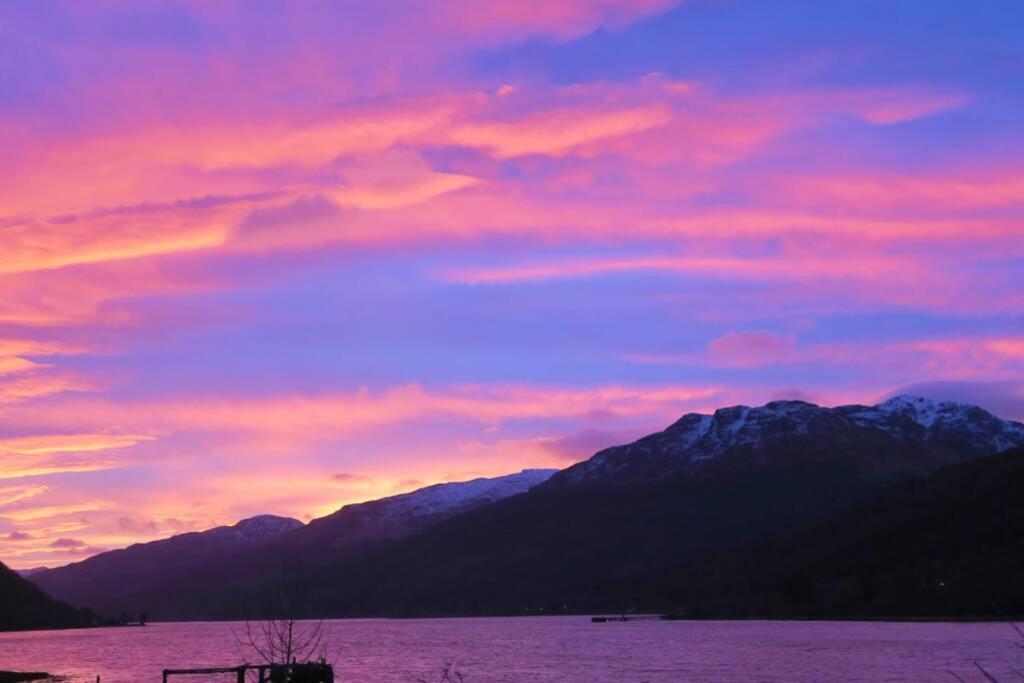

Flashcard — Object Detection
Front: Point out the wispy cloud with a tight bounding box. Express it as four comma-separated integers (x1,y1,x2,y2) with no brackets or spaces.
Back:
0,0,1020,567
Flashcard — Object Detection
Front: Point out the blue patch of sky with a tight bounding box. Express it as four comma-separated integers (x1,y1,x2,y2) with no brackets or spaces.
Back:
471,0,1024,93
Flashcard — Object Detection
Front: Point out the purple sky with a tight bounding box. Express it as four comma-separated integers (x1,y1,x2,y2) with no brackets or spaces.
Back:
1,0,1023,567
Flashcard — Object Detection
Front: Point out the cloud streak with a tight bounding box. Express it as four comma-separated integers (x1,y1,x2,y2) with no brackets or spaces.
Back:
0,1,1021,567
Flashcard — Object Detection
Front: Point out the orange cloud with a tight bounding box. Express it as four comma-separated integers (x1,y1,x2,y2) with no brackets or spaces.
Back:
0,77,983,305
0,484,48,507
0,372,95,405
0,339,87,380
0,433,155,456
0,502,104,523
0,454,135,481
0,196,276,277
330,149,481,209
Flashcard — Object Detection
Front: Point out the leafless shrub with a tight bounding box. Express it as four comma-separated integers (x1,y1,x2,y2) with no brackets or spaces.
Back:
232,561,337,681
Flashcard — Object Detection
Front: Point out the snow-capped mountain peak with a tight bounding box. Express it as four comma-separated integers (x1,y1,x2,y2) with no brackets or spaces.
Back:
873,394,948,427
552,395,1024,486
229,514,305,540
297,468,559,549
372,468,558,520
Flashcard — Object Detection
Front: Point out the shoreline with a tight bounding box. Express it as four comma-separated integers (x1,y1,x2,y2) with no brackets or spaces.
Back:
6,613,1023,635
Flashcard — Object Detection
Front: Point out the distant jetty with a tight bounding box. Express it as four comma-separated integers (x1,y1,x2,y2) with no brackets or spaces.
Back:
0,672,52,683
591,614,672,623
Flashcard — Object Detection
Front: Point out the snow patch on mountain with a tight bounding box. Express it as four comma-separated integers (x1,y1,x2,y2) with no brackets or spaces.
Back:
230,515,305,540
880,394,943,427
200,514,303,545
375,469,558,520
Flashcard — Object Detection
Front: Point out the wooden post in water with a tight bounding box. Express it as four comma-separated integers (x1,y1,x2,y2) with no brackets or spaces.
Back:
236,666,246,683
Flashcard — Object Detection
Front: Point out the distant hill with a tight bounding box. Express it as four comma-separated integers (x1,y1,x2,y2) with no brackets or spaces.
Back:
0,560,92,631
31,515,303,610
31,470,556,615
14,567,49,578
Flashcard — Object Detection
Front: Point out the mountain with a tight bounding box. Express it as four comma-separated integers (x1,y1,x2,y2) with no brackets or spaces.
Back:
0,560,92,631
31,514,303,610
268,398,1023,619
735,445,1024,617
30,470,556,615
548,395,1024,487
293,469,557,550
59,395,1022,621
14,567,49,578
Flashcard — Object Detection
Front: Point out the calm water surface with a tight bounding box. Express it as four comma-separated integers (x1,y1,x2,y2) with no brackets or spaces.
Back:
1,618,1021,682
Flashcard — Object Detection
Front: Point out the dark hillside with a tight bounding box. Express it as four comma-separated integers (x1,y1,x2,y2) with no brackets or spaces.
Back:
0,560,92,631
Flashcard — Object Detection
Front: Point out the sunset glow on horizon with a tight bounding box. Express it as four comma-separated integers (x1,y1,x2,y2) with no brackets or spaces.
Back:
1,0,1023,568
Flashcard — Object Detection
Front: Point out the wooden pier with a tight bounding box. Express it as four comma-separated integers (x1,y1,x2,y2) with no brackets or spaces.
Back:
163,662,333,682
591,614,666,623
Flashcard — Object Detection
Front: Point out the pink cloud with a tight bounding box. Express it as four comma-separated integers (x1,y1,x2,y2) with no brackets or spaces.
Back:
770,169,1024,215
448,105,672,158
708,331,798,367
529,427,646,462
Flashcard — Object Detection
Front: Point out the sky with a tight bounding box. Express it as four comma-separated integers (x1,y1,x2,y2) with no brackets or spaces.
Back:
1,0,1023,568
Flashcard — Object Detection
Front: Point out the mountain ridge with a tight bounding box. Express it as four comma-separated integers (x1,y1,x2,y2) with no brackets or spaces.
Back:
548,395,1024,487
27,395,1024,621
294,468,557,550
30,469,557,610
28,514,302,610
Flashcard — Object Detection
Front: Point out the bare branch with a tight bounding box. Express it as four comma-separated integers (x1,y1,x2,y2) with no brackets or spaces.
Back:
231,558,337,673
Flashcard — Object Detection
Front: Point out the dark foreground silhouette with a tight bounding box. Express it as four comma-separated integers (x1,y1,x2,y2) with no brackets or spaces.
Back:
0,561,92,631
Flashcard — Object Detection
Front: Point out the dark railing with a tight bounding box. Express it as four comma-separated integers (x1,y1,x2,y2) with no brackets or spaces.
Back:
162,663,333,683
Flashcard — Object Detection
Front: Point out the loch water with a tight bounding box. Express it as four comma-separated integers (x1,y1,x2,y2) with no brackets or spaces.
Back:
1,617,1021,682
